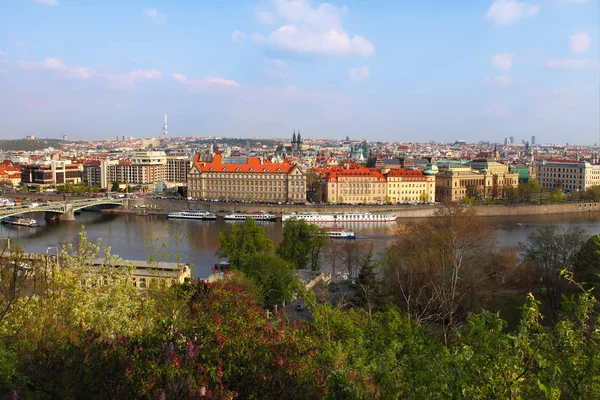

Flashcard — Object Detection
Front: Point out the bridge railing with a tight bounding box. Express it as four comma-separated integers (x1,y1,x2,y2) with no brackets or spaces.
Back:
0,198,124,218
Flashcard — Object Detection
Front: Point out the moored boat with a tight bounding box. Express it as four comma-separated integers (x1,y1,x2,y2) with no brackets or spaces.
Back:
282,211,396,223
322,227,356,239
223,211,277,221
1,216,39,227
167,210,217,220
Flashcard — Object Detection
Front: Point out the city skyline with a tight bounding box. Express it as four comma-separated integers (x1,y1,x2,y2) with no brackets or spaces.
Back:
0,0,599,144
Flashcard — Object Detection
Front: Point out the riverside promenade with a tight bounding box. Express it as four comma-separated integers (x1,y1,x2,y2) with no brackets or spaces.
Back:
121,198,600,219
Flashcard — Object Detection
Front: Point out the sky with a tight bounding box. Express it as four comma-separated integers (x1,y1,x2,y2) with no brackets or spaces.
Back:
0,0,599,145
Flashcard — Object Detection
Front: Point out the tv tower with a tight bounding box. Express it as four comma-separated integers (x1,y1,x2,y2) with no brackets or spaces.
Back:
162,110,168,140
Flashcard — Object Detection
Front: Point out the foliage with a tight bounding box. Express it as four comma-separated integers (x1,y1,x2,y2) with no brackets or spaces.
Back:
381,204,509,343
0,139,70,152
520,225,588,313
277,217,328,271
216,217,274,270
239,254,300,308
56,182,100,194
111,181,120,192
572,234,600,294
351,246,389,316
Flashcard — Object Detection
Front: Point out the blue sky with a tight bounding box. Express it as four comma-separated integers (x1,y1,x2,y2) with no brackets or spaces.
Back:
0,0,598,144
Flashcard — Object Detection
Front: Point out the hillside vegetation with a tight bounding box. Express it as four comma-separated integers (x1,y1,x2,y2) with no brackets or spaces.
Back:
0,139,70,151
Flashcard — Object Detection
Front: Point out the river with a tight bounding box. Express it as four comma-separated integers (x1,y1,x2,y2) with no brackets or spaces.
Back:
2,210,599,278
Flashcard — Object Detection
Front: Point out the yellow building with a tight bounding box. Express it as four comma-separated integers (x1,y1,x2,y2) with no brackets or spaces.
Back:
386,168,436,204
435,160,519,202
188,154,306,202
322,165,387,204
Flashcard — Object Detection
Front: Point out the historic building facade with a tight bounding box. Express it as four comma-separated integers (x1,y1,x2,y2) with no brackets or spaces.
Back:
322,165,387,204
435,160,519,202
187,154,306,202
386,168,436,204
536,161,600,192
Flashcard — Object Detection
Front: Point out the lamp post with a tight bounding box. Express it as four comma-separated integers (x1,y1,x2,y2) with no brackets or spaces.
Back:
46,246,59,270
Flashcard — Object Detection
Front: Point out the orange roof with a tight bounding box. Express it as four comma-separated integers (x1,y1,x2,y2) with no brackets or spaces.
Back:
193,154,296,173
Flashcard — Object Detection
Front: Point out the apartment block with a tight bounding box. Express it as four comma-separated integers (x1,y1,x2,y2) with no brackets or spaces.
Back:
536,161,600,192
188,154,306,202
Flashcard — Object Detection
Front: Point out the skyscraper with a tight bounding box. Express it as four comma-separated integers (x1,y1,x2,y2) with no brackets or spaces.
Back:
163,111,168,140
531,135,536,145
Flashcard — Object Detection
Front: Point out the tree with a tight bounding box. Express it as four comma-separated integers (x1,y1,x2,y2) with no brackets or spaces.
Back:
520,225,588,313
241,254,300,308
111,181,120,192
340,240,370,278
381,204,503,344
352,246,388,318
277,218,328,271
525,179,542,203
549,188,565,202
572,234,600,293
216,218,274,270
419,192,429,203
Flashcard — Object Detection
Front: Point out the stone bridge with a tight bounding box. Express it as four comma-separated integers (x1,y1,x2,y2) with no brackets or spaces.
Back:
0,198,124,221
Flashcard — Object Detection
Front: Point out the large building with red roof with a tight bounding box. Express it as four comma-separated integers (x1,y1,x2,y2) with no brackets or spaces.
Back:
323,165,387,204
187,154,306,202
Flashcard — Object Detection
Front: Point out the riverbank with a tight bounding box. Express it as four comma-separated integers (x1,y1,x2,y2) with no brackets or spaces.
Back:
115,198,600,219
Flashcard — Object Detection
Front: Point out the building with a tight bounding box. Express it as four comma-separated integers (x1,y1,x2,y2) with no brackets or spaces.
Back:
20,160,82,187
322,165,387,204
535,161,600,192
187,154,306,202
166,155,190,183
82,160,102,187
531,135,536,145
435,160,518,202
386,168,436,204
107,151,167,186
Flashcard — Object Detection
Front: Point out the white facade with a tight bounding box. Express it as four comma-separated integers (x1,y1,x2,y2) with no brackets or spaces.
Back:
536,161,600,192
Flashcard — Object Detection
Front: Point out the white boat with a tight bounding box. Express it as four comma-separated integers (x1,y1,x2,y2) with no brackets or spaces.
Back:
167,210,217,220
223,211,277,221
322,227,356,239
1,216,39,227
282,211,396,223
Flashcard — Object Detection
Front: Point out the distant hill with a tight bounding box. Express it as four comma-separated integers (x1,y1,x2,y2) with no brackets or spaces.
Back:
0,139,70,151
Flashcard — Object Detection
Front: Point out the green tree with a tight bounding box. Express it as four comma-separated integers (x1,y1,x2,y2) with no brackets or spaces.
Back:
418,192,429,203
525,179,542,203
216,218,274,270
572,234,600,293
549,188,566,202
277,218,328,270
242,254,300,308
352,246,389,317
520,225,588,313
111,181,120,192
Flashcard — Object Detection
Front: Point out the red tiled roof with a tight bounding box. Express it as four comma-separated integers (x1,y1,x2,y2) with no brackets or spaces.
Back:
193,154,297,173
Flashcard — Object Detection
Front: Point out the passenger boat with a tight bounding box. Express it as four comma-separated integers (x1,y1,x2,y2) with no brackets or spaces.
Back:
1,216,39,227
167,210,217,220
282,211,396,223
223,211,277,221
322,227,356,239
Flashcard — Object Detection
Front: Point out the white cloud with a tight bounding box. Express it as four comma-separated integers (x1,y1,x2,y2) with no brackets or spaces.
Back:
561,0,588,3
547,58,598,69
0,50,9,58
254,0,374,57
172,73,240,90
251,33,266,44
129,69,161,79
491,53,513,70
17,57,94,79
34,0,58,6
142,8,166,24
0,68,7,74
348,66,369,82
569,32,591,53
232,30,246,42
268,24,374,57
485,0,540,25
485,106,511,116
263,58,291,79
17,57,163,86
256,10,275,24
485,75,512,85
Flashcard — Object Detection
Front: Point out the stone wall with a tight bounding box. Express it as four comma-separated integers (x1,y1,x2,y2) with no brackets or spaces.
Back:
136,198,600,219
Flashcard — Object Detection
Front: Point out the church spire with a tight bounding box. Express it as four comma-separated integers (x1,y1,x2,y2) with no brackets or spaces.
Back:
292,130,297,144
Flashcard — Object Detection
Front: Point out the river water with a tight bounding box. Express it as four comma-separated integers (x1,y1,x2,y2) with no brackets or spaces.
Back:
2,210,599,278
